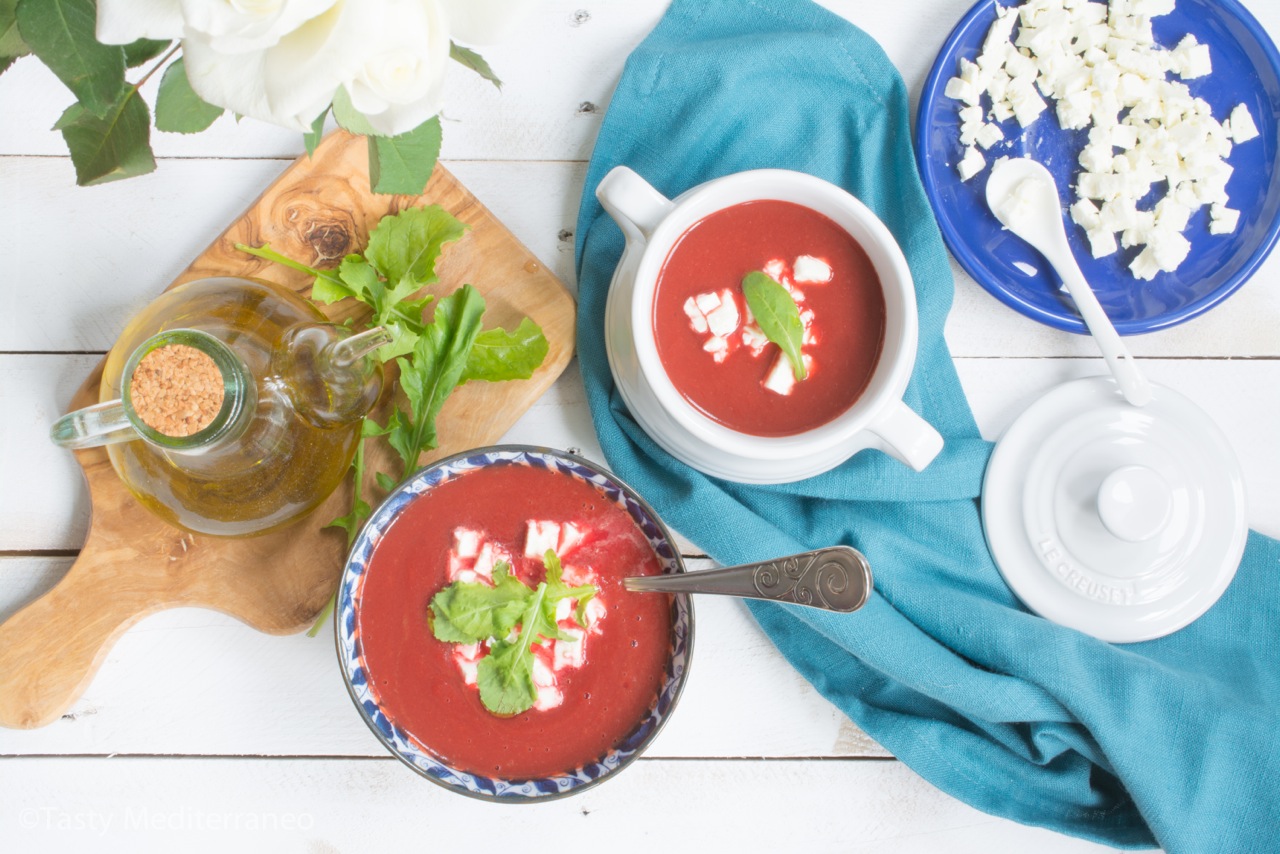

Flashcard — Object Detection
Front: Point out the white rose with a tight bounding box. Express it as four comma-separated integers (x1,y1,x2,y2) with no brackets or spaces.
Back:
96,0,523,136
328,0,451,137
180,0,340,54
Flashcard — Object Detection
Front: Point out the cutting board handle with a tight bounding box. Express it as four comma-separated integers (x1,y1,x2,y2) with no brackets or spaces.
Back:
0,545,159,728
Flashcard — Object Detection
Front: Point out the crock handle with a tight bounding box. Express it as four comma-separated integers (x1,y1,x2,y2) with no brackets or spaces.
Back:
596,166,674,243
867,400,944,472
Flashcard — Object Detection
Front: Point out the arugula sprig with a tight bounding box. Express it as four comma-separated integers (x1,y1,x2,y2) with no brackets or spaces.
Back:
429,550,597,716
236,204,549,635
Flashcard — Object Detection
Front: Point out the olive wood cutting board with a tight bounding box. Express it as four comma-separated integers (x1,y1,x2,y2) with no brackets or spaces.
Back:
0,130,577,729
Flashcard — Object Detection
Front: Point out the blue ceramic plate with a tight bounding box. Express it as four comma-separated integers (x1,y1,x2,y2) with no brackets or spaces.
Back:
335,446,693,802
917,0,1280,334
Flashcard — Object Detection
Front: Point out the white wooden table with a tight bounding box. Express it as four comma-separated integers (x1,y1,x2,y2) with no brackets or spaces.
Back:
2,2,1277,851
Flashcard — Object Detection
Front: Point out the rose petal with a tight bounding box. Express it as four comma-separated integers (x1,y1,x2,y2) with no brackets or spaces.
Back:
179,0,338,54
326,0,449,137
181,35,298,130
439,0,529,46
260,6,347,129
96,0,184,44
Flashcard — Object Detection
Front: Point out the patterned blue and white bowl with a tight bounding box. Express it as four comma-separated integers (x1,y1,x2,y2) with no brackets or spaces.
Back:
335,445,694,801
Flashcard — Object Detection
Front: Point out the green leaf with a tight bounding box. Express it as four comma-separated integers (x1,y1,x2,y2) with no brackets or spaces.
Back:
449,42,502,89
368,115,442,196
331,86,382,137
476,636,538,716
304,107,327,157
1,0,31,61
155,57,223,133
742,271,807,381
541,549,597,633
365,204,467,291
55,89,156,186
374,471,396,493
17,0,124,117
122,38,169,68
460,318,548,384
429,562,531,644
394,284,486,476
383,409,417,475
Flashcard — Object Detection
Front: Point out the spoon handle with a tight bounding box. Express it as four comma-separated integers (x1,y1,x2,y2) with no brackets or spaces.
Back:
624,546,872,613
1054,252,1152,407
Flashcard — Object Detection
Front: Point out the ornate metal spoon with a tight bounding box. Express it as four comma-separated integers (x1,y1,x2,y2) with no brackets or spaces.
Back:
624,546,872,613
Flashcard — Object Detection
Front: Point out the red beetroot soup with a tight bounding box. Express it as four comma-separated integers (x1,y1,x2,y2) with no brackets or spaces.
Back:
653,199,887,437
356,462,673,779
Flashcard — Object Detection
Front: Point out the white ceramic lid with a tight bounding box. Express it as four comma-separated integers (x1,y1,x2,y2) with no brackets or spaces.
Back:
982,377,1247,643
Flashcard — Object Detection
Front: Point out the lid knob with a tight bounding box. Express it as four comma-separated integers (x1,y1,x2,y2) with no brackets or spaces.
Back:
1097,465,1172,542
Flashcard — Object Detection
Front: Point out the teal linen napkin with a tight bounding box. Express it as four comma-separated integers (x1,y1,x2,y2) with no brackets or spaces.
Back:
573,0,1280,850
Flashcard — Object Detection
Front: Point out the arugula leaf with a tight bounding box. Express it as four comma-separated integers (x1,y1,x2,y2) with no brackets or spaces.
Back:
429,562,531,643
365,205,468,291
155,57,223,133
460,318,549,384
429,549,598,716
393,284,485,478
449,42,502,89
543,549,597,629
476,632,539,717
17,0,124,117
742,271,807,381
368,115,442,196
54,88,156,186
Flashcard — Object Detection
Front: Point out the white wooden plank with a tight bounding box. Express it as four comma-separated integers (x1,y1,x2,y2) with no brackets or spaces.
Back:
1,158,584,353
10,353,1277,551
0,756,1130,853
5,148,1279,357
0,554,874,759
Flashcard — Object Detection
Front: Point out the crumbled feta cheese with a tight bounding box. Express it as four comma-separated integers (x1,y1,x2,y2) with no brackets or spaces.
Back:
741,323,769,355
1228,103,1259,143
1210,204,1240,234
558,521,586,556
682,296,708,334
705,292,741,337
472,542,505,581
553,627,587,670
762,258,787,281
958,146,986,181
792,255,833,284
453,527,482,558
1087,226,1119,258
525,520,561,557
976,121,1005,149
695,291,721,315
943,0,1261,278
762,353,797,396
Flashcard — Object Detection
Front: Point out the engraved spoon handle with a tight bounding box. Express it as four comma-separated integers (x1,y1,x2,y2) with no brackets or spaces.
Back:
624,546,872,613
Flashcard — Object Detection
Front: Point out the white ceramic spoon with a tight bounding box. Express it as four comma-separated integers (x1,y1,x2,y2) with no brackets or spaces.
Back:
985,157,1152,407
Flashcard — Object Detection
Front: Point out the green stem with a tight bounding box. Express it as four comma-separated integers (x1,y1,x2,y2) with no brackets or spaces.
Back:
132,43,180,92
306,434,368,638
236,242,345,290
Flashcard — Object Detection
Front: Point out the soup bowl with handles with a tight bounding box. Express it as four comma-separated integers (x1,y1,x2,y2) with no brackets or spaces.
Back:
596,166,943,484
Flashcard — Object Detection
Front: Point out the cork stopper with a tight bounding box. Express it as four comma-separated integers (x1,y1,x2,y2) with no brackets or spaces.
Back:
130,344,225,437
